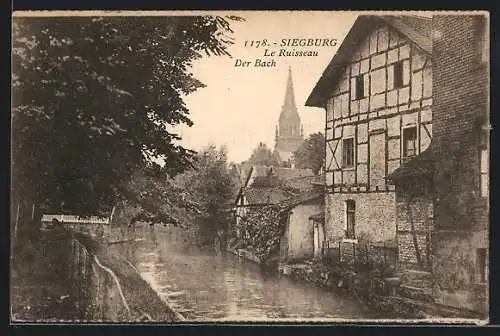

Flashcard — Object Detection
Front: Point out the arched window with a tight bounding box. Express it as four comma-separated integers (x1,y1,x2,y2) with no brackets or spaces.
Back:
345,200,356,239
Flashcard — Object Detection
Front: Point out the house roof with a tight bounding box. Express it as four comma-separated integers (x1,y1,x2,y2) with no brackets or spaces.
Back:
283,175,318,191
387,146,435,182
309,211,325,223
244,187,293,205
306,15,432,108
277,188,324,211
249,166,314,187
272,167,314,180
235,165,317,205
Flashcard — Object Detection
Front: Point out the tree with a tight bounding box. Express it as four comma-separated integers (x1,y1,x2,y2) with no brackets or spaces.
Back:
174,145,238,246
248,142,279,166
12,15,241,217
293,132,326,175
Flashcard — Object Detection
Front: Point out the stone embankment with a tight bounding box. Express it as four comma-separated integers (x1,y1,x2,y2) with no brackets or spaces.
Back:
11,227,183,322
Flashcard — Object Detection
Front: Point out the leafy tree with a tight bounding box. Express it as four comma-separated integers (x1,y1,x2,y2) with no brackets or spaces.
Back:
12,15,240,218
293,132,326,175
173,145,238,246
248,142,279,166
117,165,201,228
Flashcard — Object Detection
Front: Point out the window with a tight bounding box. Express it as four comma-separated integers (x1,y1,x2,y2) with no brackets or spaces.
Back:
342,138,355,168
355,74,364,100
394,61,404,89
479,123,489,198
402,127,417,158
475,16,488,65
345,200,356,239
480,149,488,198
476,248,487,283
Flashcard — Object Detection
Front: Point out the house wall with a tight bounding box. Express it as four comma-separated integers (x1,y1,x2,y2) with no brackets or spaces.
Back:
430,15,489,314
324,23,433,194
321,22,433,252
432,230,488,313
325,191,396,245
286,201,323,262
395,192,434,267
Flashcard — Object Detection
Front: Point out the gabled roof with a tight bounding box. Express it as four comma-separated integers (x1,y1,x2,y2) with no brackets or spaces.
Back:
248,166,314,187
235,165,317,205
306,15,432,108
244,187,293,205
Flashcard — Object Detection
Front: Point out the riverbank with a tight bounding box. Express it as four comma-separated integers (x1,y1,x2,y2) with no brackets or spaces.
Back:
278,261,486,321
74,232,185,322
11,227,183,322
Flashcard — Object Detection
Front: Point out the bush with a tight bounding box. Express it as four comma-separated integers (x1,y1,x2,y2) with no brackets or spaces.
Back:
236,205,285,261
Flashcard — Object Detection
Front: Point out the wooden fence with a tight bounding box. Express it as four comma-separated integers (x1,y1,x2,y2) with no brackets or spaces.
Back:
323,240,398,271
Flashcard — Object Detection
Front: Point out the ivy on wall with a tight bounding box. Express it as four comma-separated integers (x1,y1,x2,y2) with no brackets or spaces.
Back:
237,205,288,261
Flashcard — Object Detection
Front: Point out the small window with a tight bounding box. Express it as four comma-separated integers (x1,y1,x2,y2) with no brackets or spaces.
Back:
479,123,490,149
355,74,364,100
402,127,417,158
342,138,355,168
480,149,488,198
476,248,487,283
479,123,489,198
475,16,488,65
394,61,404,89
346,200,356,239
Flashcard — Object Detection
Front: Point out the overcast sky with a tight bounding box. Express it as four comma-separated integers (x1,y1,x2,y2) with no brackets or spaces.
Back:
173,11,359,163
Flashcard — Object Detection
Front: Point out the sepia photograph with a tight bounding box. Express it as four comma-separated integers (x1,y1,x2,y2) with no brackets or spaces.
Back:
10,10,490,324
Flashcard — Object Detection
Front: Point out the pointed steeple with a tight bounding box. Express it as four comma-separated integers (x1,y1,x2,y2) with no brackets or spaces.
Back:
283,66,297,110
278,67,301,138
275,67,304,158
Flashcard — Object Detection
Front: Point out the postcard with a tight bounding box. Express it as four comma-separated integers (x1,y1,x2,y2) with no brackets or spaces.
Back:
11,10,490,325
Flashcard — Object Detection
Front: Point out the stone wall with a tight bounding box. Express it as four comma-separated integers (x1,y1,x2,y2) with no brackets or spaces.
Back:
431,230,488,314
325,191,396,245
396,193,434,267
68,233,183,322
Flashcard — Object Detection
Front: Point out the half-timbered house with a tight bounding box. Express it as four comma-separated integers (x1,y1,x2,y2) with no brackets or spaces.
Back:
305,15,432,257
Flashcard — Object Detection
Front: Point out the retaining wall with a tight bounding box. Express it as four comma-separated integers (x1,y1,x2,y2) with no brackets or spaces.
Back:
68,231,184,322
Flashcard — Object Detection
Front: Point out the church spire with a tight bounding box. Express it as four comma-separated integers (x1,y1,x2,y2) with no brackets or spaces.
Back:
274,67,304,159
283,66,297,110
278,67,301,137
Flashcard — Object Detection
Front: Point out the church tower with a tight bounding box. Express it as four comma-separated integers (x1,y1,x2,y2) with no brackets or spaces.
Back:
274,67,304,163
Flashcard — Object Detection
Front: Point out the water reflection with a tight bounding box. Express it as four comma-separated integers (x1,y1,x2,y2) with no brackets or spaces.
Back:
109,225,371,321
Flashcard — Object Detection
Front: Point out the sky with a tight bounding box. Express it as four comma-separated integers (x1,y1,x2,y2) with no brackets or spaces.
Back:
173,12,359,163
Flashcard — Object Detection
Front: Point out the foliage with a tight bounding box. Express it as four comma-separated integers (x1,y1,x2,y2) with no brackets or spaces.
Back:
119,166,201,227
12,15,239,216
175,144,238,244
237,205,286,260
247,142,280,167
292,132,326,175
120,144,238,246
